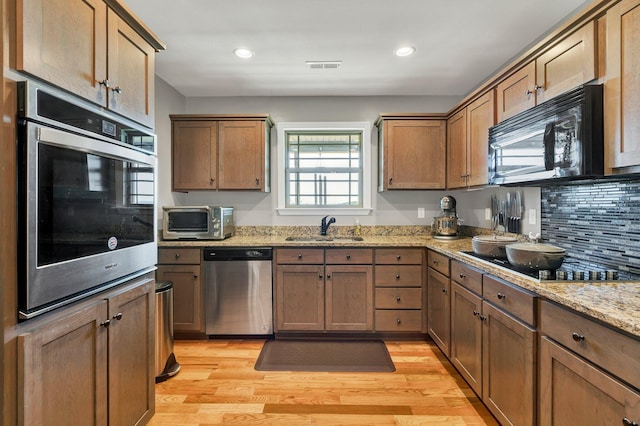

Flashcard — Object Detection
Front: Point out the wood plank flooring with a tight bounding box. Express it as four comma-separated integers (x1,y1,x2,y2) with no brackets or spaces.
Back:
149,339,499,425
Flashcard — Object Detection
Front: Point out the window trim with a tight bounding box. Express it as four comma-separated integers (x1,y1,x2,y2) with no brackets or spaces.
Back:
276,122,372,216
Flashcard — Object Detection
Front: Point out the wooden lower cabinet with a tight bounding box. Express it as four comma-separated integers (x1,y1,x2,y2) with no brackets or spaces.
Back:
482,301,536,426
451,281,483,396
157,248,203,333
539,336,640,426
325,264,374,330
275,264,325,331
17,276,154,426
427,266,451,356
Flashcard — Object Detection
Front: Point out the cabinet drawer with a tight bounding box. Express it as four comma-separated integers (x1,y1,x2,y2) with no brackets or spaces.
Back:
276,248,324,264
325,248,373,264
540,301,640,388
375,310,422,331
375,265,423,287
428,250,450,276
451,260,482,295
375,288,422,309
483,275,537,326
375,248,423,265
158,248,201,264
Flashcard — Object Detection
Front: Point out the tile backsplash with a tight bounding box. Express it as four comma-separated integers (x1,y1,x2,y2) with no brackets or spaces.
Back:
541,178,640,279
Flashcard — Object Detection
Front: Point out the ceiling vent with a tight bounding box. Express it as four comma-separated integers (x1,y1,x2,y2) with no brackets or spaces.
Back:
306,61,342,70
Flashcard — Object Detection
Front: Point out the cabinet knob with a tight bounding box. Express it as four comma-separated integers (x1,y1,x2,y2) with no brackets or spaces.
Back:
623,418,639,426
113,312,123,321
395,274,400,279
298,254,303,259
534,84,544,91
459,273,466,279
99,79,110,88
396,318,402,325
256,178,260,185
525,89,534,95
396,296,401,302
111,86,122,94
473,310,479,316
193,274,198,278
396,255,401,260
318,274,323,279
389,177,393,185
432,260,439,265
210,178,215,184
175,254,180,259
497,293,505,300
571,332,585,342
100,319,111,328
441,288,447,293
479,315,487,321
326,274,331,279
346,255,351,260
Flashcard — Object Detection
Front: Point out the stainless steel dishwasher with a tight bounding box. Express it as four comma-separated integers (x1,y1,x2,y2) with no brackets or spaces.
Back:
203,247,273,336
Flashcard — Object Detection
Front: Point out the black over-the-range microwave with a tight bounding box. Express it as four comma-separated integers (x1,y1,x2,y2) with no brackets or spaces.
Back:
489,84,603,185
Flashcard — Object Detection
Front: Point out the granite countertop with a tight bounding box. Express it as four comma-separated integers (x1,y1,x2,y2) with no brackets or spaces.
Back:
158,229,640,338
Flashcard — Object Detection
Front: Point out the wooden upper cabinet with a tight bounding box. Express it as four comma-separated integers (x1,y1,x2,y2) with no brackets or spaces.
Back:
496,61,537,123
496,21,597,123
536,20,596,103
605,0,640,173
219,121,266,190
172,120,218,191
377,116,447,190
15,0,164,127
170,115,273,192
106,9,156,127
447,91,495,189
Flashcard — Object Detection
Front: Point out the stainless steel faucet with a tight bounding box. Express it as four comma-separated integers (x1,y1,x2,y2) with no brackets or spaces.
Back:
320,216,336,235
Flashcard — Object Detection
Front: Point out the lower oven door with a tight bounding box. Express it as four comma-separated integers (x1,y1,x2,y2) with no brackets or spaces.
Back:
18,121,158,318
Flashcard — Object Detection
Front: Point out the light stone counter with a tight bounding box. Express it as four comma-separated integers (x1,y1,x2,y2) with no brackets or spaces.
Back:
158,227,640,338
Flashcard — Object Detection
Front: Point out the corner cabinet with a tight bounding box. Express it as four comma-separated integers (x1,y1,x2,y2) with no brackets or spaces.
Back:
376,115,447,191
446,91,495,189
17,275,155,425
15,0,165,128
170,115,273,192
605,0,640,173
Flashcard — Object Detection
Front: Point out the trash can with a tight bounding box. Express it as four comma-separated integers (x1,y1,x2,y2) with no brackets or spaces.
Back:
155,281,180,382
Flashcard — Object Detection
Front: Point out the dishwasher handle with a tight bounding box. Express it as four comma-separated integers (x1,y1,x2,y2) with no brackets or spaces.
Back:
203,247,273,261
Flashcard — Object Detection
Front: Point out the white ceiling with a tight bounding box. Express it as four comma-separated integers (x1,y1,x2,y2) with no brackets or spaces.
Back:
126,0,591,98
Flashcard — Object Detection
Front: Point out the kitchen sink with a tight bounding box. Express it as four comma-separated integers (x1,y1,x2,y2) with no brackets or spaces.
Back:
285,236,364,242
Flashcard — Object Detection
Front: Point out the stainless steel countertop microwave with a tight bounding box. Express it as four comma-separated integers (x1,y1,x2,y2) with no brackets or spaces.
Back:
162,206,234,240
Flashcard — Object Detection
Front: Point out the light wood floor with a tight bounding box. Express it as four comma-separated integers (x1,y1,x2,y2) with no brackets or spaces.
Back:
149,339,499,425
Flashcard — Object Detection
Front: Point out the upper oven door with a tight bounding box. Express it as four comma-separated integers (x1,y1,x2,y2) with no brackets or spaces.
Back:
19,121,157,314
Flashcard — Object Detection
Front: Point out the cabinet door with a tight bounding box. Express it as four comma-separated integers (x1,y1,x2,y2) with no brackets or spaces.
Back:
325,265,373,331
466,91,494,187
446,109,467,189
496,61,536,122
17,0,107,106
384,120,446,189
451,282,483,397
108,279,154,426
539,336,640,426
18,301,109,426
172,120,218,190
482,301,536,426
536,21,596,103
107,9,156,127
218,120,265,190
275,265,324,331
605,0,640,172
157,265,203,332
427,267,451,357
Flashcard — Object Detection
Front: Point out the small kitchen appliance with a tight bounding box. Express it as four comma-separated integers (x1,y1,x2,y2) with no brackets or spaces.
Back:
432,195,460,240
162,206,234,240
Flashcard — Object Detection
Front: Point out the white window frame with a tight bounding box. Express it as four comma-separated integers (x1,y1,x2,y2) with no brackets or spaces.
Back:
276,122,372,216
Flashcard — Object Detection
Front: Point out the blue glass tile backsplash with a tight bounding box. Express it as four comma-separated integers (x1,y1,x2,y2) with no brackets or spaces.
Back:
541,178,640,278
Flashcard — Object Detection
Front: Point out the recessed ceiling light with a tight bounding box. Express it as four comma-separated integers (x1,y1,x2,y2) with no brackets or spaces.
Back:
394,46,416,57
233,48,254,59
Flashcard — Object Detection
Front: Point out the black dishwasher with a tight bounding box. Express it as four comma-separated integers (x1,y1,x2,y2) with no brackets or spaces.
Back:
203,247,273,336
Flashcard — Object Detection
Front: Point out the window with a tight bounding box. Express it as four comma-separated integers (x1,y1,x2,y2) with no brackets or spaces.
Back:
277,122,371,215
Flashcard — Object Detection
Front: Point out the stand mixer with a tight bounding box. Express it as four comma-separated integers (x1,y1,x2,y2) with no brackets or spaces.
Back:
432,195,460,240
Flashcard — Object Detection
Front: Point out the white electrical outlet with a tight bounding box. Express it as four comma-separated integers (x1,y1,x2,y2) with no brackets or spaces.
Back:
485,208,491,220
529,209,537,225
418,208,425,219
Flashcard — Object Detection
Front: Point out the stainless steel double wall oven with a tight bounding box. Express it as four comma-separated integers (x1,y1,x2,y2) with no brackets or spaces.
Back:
17,81,158,319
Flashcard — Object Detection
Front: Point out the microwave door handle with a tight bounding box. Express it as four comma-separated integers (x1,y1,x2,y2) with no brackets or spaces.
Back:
543,122,555,171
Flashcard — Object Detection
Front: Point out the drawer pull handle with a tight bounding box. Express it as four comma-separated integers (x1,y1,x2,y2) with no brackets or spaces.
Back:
396,296,401,302
497,293,505,300
346,255,351,260
396,318,402,324
572,332,585,342
623,418,638,426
